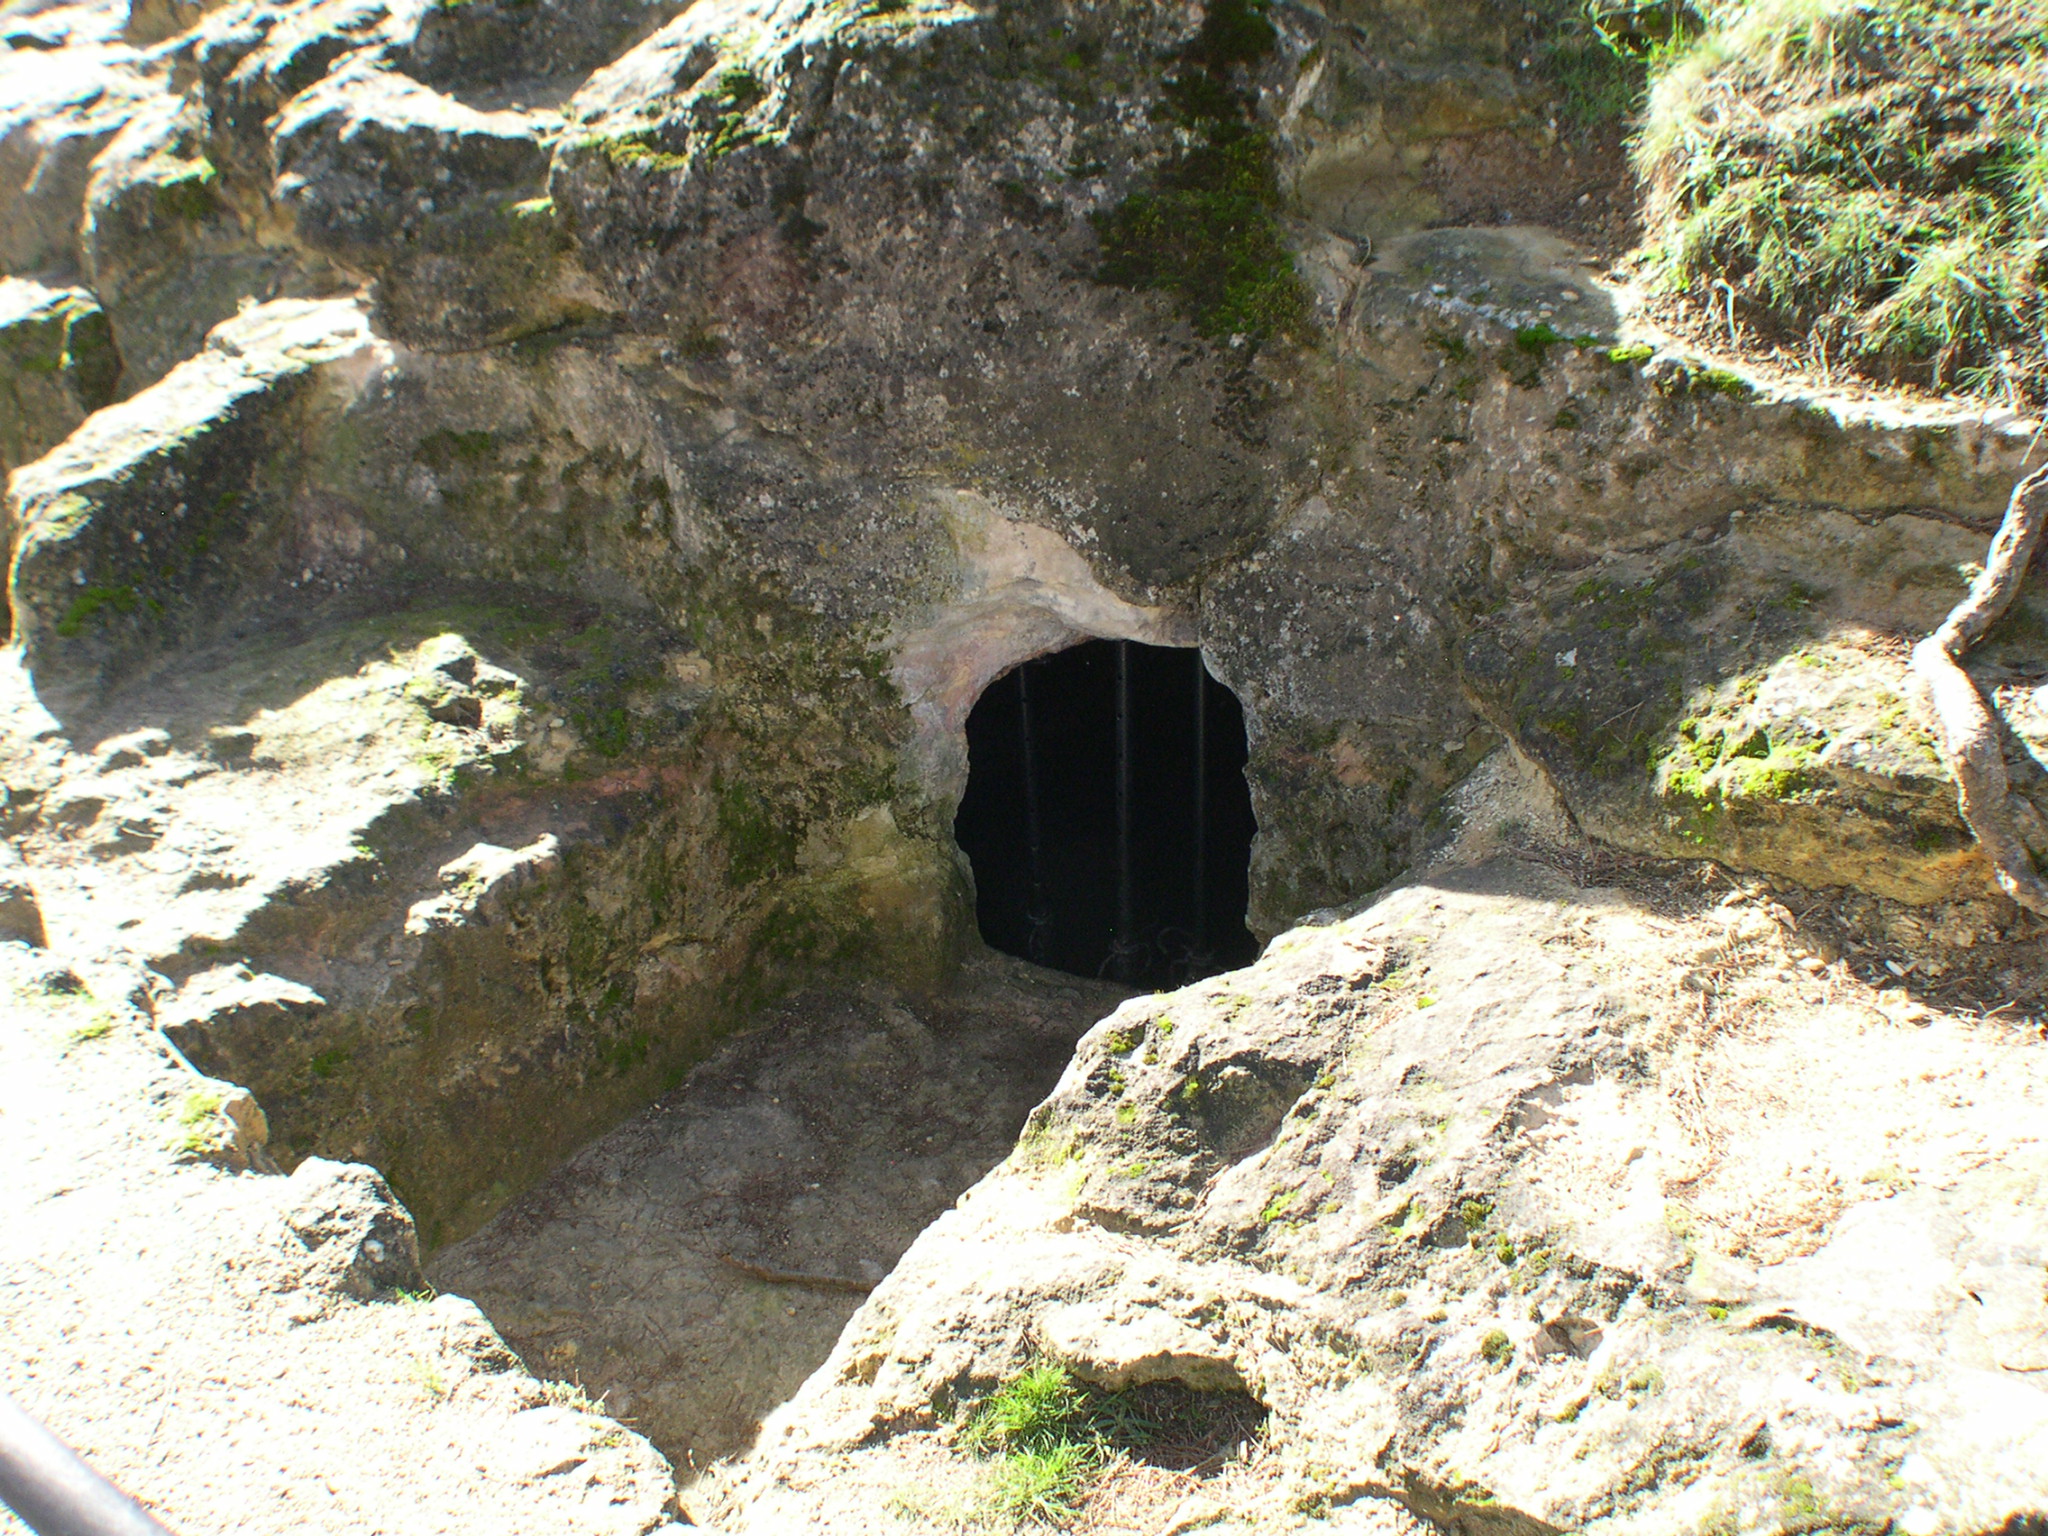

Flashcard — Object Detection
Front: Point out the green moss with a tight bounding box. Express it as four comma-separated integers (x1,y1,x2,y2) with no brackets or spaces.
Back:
604,1030,651,1074
1459,1198,1494,1231
65,1015,116,1046
1608,341,1656,365
152,158,218,221
414,429,500,469
716,777,795,886
1692,365,1754,398
1478,1328,1514,1366
1090,0,1311,344
309,1047,352,1079
53,584,139,638
1426,330,1473,362
707,69,769,157
587,131,691,174
574,703,632,757
1261,1188,1300,1222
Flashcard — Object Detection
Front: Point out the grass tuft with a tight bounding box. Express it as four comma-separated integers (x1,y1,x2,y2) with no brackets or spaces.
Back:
959,1362,1268,1527
1635,0,2048,406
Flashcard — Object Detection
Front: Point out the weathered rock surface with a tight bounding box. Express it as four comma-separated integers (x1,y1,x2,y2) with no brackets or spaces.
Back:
8,296,385,709
0,278,119,474
701,819,2048,1534
5,0,2048,1532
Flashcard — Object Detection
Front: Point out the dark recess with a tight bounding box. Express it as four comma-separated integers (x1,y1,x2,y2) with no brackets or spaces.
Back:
954,639,1258,989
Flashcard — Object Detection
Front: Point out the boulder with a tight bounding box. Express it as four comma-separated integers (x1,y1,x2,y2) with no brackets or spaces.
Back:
281,1154,426,1299
6,296,386,714
706,858,2048,1535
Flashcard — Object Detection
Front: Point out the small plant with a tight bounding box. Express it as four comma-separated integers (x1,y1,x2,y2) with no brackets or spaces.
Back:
541,1377,605,1414
961,1363,1267,1527
986,1441,1095,1525
963,1365,1104,1524
65,1015,116,1046
1479,1329,1515,1366
964,1363,1086,1453
408,1355,450,1400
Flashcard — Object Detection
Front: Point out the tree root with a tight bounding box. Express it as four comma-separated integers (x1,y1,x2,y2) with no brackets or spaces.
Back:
1909,460,2048,914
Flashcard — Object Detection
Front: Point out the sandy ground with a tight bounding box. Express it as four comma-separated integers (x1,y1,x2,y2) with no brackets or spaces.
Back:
0,945,678,1536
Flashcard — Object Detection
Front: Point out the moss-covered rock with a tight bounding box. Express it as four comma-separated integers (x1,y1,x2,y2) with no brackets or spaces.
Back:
0,279,119,480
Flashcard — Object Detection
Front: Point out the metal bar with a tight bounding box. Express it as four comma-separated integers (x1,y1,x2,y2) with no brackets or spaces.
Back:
1115,640,1134,982
1192,649,1207,952
1017,665,1045,956
0,1389,176,1536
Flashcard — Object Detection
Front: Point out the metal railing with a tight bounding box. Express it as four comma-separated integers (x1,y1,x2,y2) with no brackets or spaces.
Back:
0,1390,175,1536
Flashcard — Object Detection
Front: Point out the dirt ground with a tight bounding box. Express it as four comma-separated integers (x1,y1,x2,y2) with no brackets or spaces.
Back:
430,954,1129,1480
0,944,678,1536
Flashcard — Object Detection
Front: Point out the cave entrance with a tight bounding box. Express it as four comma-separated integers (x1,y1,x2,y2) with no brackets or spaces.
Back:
954,640,1258,989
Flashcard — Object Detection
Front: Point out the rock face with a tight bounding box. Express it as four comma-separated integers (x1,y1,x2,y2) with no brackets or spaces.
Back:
700,834,2048,1535
4,0,2048,1530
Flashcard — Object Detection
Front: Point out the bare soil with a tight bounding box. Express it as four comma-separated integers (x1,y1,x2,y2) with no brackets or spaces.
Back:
430,954,1128,1480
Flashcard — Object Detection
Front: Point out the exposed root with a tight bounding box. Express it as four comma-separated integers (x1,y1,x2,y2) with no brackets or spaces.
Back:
1910,461,2048,914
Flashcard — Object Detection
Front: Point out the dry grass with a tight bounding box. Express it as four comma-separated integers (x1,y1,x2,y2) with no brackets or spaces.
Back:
1633,0,2048,408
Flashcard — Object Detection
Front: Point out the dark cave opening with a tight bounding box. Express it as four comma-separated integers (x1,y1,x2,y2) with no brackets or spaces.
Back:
954,639,1259,990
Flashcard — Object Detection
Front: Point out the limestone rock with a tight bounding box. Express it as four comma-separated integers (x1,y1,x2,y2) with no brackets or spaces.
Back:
1037,1300,1247,1394
272,63,603,346
158,964,328,1087
80,89,304,389
710,859,2048,1535
0,278,119,475
0,25,164,279
405,834,561,935
6,296,386,712
282,1154,425,1300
